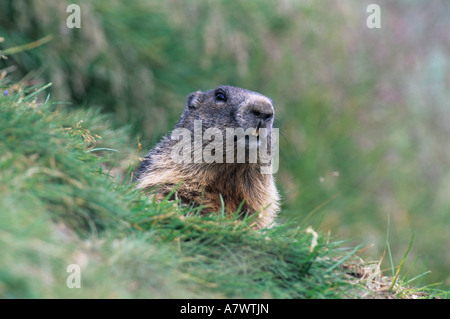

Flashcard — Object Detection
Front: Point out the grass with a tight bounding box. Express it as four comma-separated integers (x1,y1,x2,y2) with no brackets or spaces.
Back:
342,220,448,299
1,80,445,299
1,0,449,289
1,28,447,297
0,81,375,299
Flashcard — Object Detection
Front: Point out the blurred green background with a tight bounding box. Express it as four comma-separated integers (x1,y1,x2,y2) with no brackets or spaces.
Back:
1,0,449,289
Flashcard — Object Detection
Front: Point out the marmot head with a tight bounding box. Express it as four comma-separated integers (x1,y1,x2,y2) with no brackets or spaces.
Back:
176,86,275,137
167,86,277,167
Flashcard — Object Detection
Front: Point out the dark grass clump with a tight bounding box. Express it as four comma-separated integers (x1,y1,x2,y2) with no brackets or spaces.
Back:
127,198,361,298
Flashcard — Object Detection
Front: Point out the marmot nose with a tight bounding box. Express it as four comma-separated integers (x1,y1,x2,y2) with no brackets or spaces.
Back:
247,97,274,122
241,94,274,127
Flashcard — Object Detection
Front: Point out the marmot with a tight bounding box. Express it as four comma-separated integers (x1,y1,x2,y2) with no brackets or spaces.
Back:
134,86,279,229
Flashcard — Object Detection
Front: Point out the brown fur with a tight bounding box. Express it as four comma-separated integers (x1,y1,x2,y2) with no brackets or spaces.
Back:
134,86,280,229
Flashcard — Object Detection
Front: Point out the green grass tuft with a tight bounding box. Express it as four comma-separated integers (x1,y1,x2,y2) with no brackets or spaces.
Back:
0,82,367,298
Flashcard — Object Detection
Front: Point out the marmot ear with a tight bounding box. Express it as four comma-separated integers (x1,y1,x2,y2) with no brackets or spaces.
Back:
186,91,202,109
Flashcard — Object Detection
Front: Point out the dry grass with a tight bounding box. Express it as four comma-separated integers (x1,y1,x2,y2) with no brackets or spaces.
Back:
343,258,441,299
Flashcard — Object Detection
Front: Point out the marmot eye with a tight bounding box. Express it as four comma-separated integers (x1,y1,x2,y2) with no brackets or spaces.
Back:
215,91,227,102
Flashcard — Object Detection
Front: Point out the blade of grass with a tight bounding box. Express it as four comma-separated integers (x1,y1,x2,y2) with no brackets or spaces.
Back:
384,214,395,277
326,244,363,273
219,194,225,218
86,147,120,153
1,35,53,56
23,82,52,102
405,270,432,286
389,234,415,292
